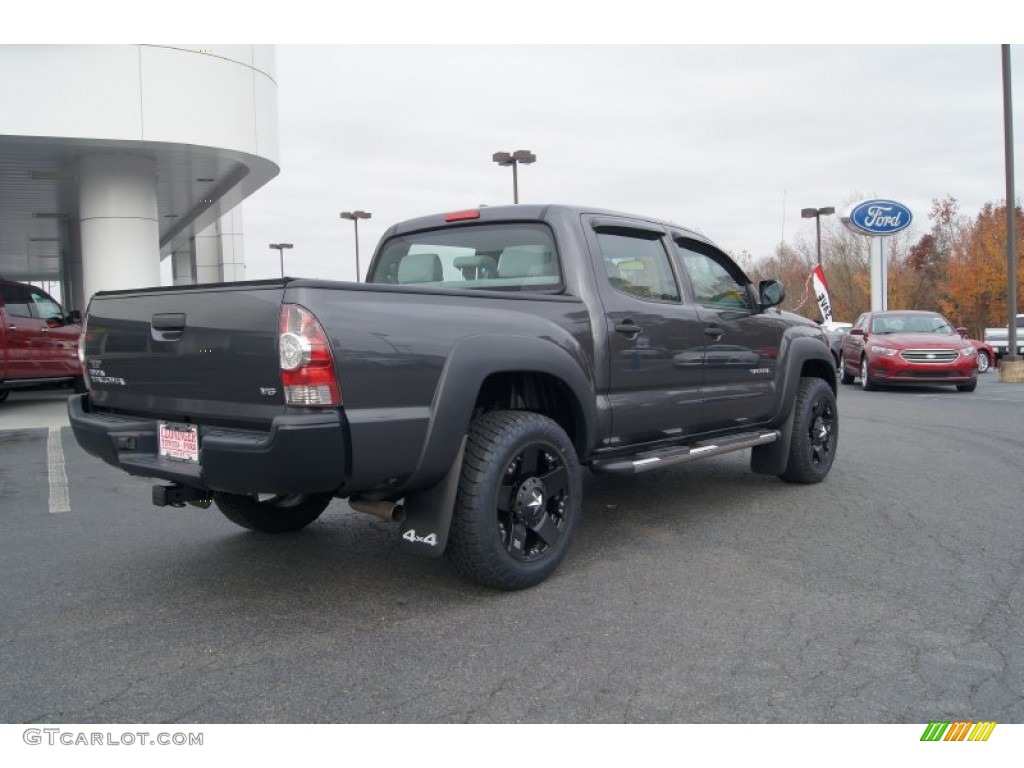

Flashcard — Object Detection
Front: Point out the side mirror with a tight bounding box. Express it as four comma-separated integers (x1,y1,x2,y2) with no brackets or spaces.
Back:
758,280,785,309
849,328,864,337
67,310,82,324
955,326,969,338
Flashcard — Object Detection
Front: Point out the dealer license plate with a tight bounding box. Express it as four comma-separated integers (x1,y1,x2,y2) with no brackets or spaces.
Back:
158,421,199,463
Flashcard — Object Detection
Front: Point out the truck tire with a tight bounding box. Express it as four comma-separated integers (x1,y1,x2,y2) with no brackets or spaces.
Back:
779,377,837,484
447,410,582,590
213,492,332,533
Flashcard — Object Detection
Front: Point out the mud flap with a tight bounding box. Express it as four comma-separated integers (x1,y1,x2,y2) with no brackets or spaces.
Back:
397,437,466,559
750,404,796,476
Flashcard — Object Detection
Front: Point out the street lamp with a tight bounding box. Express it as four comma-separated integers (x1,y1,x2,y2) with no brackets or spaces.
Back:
340,210,372,282
492,150,536,204
801,206,835,266
269,242,293,278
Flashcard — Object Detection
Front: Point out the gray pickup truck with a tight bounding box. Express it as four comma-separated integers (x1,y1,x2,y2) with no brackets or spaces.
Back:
69,204,838,589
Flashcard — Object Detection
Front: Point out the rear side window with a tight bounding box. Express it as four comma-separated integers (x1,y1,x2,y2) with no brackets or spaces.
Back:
369,223,561,293
596,229,680,302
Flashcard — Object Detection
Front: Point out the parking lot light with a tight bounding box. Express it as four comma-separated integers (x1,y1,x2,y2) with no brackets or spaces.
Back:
269,243,293,278
801,206,835,266
492,150,536,204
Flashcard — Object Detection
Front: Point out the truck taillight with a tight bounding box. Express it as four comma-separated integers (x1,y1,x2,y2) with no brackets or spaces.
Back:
77,315,91,390
77,319,87,365
279,304,341,407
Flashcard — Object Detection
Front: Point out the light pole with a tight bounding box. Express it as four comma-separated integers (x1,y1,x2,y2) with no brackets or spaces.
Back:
801,206,835,266
492,150,536,204
340,210,371,282
269,242,293,278
1001,44,1020,366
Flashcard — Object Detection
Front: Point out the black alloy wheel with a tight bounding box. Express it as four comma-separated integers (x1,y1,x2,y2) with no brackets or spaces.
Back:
500,444,570,564
447,410,581,590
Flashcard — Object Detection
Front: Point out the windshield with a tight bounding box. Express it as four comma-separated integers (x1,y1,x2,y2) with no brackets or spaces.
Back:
871,313,955,335
368,223,561,293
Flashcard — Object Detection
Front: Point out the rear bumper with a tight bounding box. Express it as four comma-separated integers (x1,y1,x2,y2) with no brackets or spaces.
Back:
68,394,348,494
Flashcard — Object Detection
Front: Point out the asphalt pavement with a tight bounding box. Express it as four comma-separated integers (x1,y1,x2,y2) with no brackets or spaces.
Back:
2,375,1023,724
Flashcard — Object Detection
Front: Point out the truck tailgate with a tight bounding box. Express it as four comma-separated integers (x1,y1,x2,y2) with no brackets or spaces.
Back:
83,282,288,426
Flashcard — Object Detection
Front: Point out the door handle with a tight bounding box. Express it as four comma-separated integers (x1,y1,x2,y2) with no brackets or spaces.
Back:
152,313,186,331
151,313,186,342
704,325,724,340
614,321,642,336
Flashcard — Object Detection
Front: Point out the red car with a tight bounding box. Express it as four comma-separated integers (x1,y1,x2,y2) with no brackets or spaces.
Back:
0,279,84,403
839,310,978,392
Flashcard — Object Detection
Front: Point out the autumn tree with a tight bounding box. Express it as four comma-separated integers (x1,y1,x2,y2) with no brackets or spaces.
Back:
746,240,817,320
885,227,935,311
884,196,963,322
940,201,1024,334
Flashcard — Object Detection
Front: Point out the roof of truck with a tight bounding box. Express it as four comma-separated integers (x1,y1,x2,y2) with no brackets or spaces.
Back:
384,203,715,246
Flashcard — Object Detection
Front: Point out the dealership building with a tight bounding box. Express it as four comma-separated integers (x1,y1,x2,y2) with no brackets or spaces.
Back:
0,44,279,310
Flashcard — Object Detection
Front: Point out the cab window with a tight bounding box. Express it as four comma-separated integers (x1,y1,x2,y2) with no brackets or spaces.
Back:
369,223,561,293
0,283,33,318
596,229,680,303
674,239,753,311
29,289,64,321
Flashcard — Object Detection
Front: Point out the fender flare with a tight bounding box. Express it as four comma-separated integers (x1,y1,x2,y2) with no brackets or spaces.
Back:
405,333,597,491
396,334,597,557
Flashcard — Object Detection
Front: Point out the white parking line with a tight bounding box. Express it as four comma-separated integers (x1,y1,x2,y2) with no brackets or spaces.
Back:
47,426,70,513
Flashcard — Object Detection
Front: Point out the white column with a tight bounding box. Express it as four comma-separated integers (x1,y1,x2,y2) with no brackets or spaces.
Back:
869,237,887,311
172,249,195,285
194,221,223,284
880,238,888,311
78,155,160,301
219,205,246,282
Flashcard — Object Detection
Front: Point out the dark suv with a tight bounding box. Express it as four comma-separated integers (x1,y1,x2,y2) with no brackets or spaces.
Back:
0,279,83,402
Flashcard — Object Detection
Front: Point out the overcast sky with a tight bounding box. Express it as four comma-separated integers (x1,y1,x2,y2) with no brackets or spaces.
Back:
22,4,1018,285
239,43,1022,282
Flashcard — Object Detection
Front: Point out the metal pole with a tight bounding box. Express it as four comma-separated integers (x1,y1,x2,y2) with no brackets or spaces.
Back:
815,215,822,267
1003,44,1019,362
269,244,292,278
353,218,361,282
512,161,519,204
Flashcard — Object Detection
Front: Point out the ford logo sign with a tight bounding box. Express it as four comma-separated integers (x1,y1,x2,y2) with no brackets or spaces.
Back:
848,199,913,236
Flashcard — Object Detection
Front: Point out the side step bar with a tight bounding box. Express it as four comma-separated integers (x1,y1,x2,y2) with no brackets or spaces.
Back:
591,430,781,475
